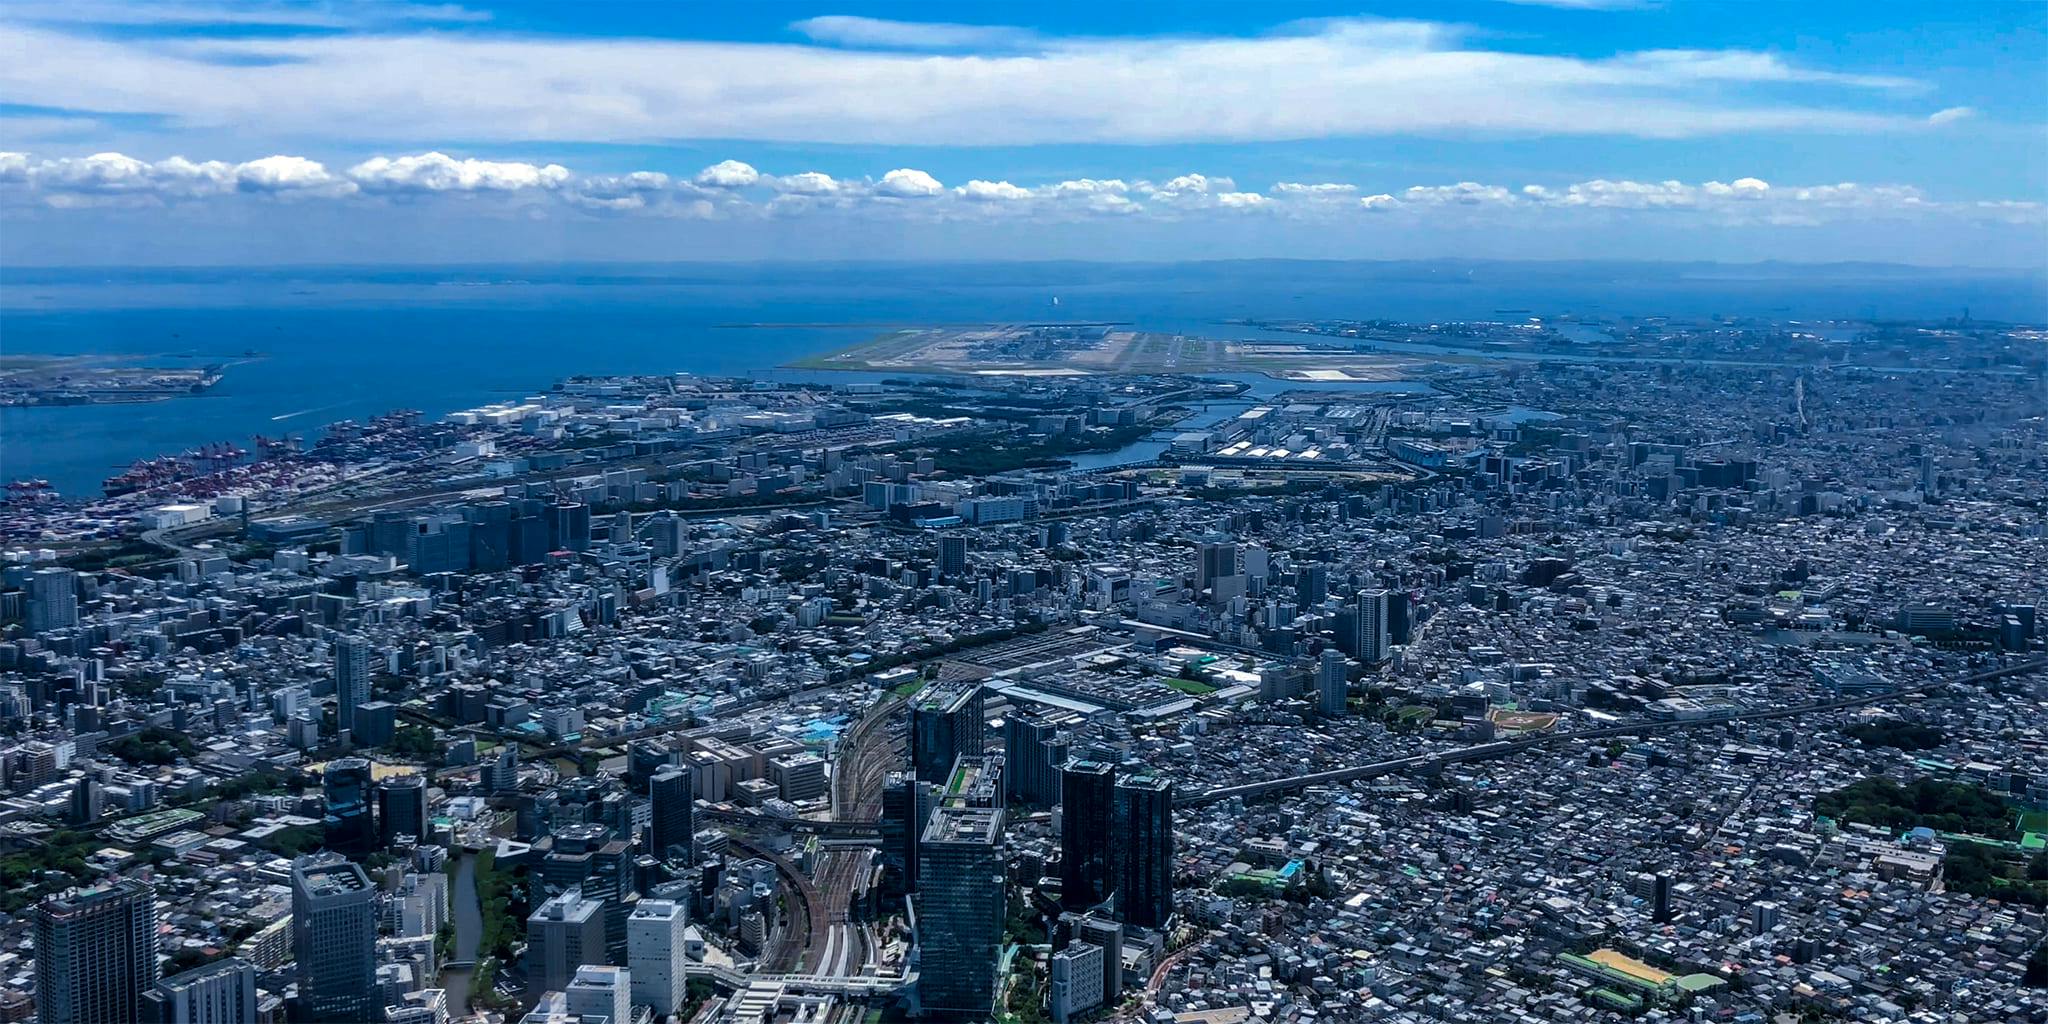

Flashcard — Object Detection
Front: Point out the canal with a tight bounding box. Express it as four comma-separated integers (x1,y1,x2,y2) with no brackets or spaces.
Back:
441,852,483,1016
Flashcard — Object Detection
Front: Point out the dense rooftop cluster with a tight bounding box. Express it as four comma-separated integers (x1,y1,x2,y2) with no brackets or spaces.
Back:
0,315,2042,1024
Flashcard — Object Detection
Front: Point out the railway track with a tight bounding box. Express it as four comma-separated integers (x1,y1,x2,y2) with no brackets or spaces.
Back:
799,691,912,977
1184,658,2045,806
728,835,822,974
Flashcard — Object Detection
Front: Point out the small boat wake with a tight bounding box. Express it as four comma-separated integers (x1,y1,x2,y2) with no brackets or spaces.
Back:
271,402,347,422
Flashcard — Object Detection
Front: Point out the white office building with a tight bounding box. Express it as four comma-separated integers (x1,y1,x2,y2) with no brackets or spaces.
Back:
626,900,689,1014
1050,943,1106,1024
564,965,631,1024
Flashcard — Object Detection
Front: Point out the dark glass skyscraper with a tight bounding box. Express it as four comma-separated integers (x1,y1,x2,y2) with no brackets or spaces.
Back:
648,764,694,862
34,879,161,1024
463,500,514,572
917,756,1006,1018
1295,563,1328,607
911,682,984,785
509,505,551,565
375,772,429,847
1333,605,1362,658
322,757,376,856
548,501,592,552
1059,759,1116,910
1196,540,1239,594
1114,773,1175,929
1387,590,1413,645
881,771,935,893
290,855,376,1024
938,532,968,579
1003,711,1065,806
628,738,680,791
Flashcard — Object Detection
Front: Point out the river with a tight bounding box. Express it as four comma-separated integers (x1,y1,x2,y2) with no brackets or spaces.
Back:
442,852,483,1016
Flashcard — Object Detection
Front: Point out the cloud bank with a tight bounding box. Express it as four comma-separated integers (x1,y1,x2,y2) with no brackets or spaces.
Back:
1,151,2035,229
0,15,1971,147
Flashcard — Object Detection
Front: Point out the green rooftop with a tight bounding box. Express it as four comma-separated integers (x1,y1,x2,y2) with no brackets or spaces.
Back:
105,808,204,844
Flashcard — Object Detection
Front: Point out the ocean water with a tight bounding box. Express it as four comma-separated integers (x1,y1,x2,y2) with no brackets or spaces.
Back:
2,260,2042,496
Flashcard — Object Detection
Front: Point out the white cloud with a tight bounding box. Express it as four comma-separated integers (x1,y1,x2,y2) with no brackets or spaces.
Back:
1537,179,1697,208
1273,182,1358,197
1702,177,1770,199
1026,180,1145,216
1341,175,1971,221
1086,194,1141,215
1926,106,1976,126
693,160,760,189
234,155,355,195
955,179,1033,202
1518,177,1773,209
875,168,944,198
1155,173,1232,196
1403,182,1516,205
0,17,1947,148
8,151,354,205
1613,50,1921,92
3,150,2029,229
1785,183,1926,207
1970,199,2045,224
33,151,170,194
791,16,1039,51
9,151,352,204
772,171,845,196
567,171,673,211
1048,179,1130,196
347,152,569,193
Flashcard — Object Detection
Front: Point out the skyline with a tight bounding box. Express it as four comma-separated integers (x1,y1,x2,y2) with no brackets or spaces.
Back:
1,1,2044,265
3,7,2047,1024
5,310,2045,1022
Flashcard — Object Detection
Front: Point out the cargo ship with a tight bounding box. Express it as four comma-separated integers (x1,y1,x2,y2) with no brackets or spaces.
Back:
101,442,247,497
2,479,59,504
104,457,195,497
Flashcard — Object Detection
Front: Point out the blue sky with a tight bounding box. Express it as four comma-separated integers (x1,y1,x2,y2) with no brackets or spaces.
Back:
0,1,2042,266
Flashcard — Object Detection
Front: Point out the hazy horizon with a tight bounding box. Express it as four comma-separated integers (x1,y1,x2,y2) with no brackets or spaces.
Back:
6,256,2046,276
